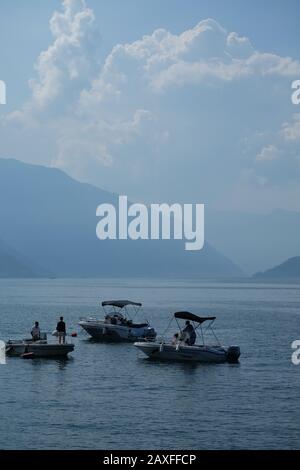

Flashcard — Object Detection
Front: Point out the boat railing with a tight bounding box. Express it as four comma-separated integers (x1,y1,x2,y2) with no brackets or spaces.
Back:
79,316,99,322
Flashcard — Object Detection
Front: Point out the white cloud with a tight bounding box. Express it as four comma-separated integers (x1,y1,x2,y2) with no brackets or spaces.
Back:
242,117,300,192
14,0,99,121
86,19,300,95
53,108,156,172
282,114,300,141
256,145,281,162
226,32,254,59
2,2,300,209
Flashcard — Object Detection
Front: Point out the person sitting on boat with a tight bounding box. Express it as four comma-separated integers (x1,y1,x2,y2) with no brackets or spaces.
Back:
183,321,196,346
56,316,66,344
172,333,180,345
31,321,41,341
115,314,126,325
115,315,123,325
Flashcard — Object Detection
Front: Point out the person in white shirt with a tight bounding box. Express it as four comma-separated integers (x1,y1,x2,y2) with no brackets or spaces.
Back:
31,321,41,341
171,333,180,345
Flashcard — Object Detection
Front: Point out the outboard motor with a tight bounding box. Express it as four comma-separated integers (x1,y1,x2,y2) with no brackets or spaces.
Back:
145,327,157,340
226,346,240,363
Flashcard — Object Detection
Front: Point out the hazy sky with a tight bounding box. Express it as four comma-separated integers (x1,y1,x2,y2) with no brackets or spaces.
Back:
1,0,300,211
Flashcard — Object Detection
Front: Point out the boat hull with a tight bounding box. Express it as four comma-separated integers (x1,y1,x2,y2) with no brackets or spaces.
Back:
79,320,156,342
6,341,74,358
134,342,240,363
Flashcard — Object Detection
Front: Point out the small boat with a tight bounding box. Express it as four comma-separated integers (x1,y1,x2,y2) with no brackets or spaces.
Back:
6,333,74,358
134,311,240,364
78,300,157,342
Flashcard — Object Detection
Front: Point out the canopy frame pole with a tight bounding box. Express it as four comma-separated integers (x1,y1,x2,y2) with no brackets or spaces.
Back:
203,319,221,346
210,324,221,346
199,323,205,346
161,316,176,343
175,317,181,335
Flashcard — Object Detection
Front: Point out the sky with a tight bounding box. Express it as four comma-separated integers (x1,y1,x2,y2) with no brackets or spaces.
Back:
1,0,300,211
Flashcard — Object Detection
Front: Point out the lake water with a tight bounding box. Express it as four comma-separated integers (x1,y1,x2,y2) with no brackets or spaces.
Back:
0,278,299,450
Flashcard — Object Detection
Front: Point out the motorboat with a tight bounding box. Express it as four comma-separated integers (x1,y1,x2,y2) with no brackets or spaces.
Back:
134,311,240,364
78,300,157,342
6,333,74,358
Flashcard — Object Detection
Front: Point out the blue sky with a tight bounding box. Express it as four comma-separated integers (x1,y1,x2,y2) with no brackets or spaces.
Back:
1,0,300,211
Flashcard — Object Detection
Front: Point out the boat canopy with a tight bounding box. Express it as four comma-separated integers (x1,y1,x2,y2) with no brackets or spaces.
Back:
102,300,142,308
174,311,216,324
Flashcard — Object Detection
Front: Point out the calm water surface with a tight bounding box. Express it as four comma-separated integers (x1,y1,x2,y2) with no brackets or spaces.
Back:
0,278,299,450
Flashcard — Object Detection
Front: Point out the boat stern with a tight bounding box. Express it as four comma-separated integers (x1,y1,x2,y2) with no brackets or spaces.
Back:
141,326,157,341
226,345,240,363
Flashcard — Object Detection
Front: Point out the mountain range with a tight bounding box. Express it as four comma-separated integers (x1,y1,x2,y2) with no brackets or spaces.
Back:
1,157,300,278
254,257,300,280
0,158,242,278
206,209,300,275
0,237,36,278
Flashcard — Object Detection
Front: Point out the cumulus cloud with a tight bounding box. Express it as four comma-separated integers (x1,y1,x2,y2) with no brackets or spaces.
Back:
1,2,300,209
282,114,300,141
226,32,254,59
244,115,300,192
53,108,158,174
14,0,99,122
256,145,281,162
85,18,300,95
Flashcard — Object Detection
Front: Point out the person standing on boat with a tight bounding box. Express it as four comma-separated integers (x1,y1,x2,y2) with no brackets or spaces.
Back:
56,316,66,344
31,321,41,341
183,321,196,346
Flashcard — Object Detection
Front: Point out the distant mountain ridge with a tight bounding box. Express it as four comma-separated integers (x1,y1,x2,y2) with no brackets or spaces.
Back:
0,158,242,278
253,257,300,280
0,237,36,278
206,209,300,275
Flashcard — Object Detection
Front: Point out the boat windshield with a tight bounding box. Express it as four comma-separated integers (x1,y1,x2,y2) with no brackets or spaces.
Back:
101,300,143,321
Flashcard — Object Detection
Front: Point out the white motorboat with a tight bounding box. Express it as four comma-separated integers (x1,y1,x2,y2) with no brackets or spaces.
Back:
78,300,157,342
6,333,74,358
134,311,240,364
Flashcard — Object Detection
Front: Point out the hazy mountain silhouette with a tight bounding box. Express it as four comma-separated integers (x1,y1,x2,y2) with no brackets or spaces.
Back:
0,158,242,278
206,209,300,275
253,256,300,280
0,237,36,278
